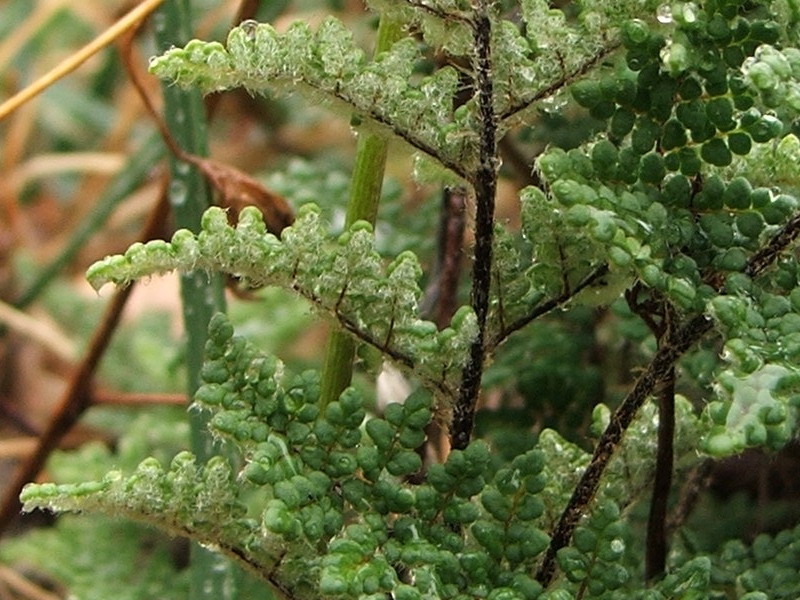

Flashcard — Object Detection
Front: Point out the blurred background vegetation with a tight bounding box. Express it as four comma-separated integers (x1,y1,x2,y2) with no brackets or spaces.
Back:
0,1,798,598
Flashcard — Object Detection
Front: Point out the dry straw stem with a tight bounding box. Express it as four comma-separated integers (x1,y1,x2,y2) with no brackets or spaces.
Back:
9,152,126,191
0,0,166,122
0,564,61,600
0,299,76,361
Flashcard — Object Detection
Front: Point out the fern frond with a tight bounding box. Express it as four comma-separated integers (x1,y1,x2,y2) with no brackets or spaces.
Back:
87,205,477,401
149,18,478,178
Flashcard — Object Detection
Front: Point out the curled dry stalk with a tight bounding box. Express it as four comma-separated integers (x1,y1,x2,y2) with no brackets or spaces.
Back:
121,21,293,236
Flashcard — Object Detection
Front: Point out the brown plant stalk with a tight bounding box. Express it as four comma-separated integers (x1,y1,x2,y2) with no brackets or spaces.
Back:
536,210,800,586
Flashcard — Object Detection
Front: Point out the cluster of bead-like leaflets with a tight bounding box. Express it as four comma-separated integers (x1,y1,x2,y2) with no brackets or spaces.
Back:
552,500,632,597
195,316,553,600
485,0,800,457
708,523,800,598
527,3,795,310
22,313,557,600
86,205,477,400
705,283,800,456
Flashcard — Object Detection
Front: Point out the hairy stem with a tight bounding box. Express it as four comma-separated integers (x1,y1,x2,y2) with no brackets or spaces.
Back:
536,313,711,586
450,2,497,451
319,16,404,409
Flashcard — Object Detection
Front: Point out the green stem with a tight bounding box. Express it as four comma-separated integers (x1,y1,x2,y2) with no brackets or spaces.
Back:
153,3,231,599
318,16,404,408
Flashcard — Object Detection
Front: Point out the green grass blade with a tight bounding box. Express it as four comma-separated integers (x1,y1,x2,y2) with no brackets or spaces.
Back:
153,3,234,599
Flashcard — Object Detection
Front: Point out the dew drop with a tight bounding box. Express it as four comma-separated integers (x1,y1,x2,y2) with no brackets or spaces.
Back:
239,19,260,39
656,4,673,24
152,12,166,33
170,179,188,207
681,2,698,23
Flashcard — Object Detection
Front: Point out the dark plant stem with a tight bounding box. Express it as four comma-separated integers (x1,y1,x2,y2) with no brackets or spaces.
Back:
535,313,711,586
451,2,497,451
645,367,675,581
536,209,800,586
666,459,714,534
624,286,677,581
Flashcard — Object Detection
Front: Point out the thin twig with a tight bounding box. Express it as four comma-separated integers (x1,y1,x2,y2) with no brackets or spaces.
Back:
0,0,167,121
499,44,620,124
535,209,800,586
490,264,609,350
0,300,76,361
450,1,498,450
0,193,171,536
92,390,188,406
